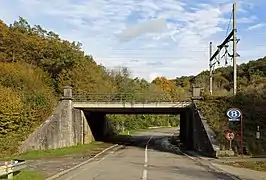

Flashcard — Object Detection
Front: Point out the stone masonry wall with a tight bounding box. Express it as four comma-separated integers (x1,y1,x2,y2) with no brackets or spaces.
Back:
19,100,94,153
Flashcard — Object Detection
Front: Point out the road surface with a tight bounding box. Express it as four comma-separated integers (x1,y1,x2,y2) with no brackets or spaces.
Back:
56,128,236,180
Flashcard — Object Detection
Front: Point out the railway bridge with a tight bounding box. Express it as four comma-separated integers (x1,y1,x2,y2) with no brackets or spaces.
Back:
20,86,219,157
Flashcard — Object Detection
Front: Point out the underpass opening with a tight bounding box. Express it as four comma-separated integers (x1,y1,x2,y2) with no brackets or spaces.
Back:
83,111,111,141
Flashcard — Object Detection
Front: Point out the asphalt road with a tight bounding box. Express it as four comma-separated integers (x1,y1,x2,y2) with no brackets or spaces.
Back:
56,128,236,180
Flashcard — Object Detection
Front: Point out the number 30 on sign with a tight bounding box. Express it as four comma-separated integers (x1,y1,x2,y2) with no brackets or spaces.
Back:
225,130,236,141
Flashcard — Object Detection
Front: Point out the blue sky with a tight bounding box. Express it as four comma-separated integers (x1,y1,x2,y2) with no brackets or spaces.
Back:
1,0,266,81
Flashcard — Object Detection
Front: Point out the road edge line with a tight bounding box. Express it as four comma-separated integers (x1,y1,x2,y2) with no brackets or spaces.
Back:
169,135,241,180
176,148,241,180
45,144,121,180
209,163,242,180
174,147,240,179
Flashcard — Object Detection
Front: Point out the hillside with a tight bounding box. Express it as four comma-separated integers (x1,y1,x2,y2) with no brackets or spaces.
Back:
0,18,181,156
173,57,266,155
174,57,266,95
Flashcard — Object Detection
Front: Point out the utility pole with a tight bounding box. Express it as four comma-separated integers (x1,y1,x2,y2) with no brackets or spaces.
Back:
233,2,237,95
209,2,239,96
209,42,213,95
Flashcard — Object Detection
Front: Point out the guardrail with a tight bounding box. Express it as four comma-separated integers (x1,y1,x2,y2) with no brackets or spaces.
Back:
0,160,27,179
72,93,192,103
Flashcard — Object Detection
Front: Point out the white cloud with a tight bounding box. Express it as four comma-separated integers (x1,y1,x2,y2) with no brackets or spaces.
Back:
117,18,168,41
248,23,266,30
238,16,257,23
0,0,265,80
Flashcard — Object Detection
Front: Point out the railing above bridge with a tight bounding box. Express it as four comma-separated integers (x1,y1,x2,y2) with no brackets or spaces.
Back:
72,92,192,103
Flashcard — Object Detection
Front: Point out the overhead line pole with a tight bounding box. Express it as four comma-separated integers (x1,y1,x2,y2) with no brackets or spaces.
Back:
209,2,238,96
209,42,213,95
233,2,237,95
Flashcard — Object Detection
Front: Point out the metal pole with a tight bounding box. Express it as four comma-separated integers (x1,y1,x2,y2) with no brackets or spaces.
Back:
240,115,243,157
209,42,213,95
233,2,237,95
256,125,260,154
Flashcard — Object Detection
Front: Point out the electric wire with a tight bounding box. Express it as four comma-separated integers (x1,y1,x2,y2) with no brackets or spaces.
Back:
225,9,233,38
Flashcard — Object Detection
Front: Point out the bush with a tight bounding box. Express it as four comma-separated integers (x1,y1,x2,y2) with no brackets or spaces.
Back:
0,62,57,156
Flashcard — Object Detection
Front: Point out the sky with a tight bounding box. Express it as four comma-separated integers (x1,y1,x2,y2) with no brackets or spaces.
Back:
1,0,266,81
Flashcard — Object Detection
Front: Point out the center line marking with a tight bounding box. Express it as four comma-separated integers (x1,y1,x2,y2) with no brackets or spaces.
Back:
142,136,153,180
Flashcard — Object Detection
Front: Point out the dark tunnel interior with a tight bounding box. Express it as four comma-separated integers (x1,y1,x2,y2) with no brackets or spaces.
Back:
82,108,193,150
83,111,108,141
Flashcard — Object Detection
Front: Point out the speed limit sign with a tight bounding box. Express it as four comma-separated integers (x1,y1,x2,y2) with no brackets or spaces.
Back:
225,130,236,141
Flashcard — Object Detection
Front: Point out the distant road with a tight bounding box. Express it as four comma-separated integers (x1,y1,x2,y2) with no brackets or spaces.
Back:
56,128,235,180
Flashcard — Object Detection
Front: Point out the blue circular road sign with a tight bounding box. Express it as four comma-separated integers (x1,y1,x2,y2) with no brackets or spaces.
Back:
227,108,242,121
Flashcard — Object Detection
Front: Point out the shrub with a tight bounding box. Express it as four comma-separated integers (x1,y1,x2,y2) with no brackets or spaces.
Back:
0,62,57,155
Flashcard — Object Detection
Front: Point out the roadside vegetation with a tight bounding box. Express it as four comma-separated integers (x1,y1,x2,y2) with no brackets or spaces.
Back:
0,17,265,158
1,142,112,180
174,58,266,155
224,161,266,172
0,142,110,161
13,170,45,180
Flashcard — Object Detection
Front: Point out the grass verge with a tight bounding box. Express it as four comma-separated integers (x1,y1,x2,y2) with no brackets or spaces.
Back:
0,142,112,180
13,170,45,180
225,161,266,172
0,141,111,161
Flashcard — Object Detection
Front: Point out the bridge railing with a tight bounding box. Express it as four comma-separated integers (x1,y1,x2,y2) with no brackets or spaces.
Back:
72,93,192,103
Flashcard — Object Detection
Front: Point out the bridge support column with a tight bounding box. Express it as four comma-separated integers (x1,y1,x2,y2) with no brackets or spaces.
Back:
60,86,74,147
180,109,194,150
188,108,195,150
179,112,186,144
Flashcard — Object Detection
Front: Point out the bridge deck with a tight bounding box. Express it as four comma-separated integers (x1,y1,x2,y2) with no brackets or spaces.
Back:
73,101,192,114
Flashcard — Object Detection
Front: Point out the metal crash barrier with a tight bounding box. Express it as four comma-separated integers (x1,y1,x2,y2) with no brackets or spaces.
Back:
0,160,27,179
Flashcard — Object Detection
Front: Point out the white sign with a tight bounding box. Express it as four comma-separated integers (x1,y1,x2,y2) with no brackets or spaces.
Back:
226,132,235,141
226,108,242,122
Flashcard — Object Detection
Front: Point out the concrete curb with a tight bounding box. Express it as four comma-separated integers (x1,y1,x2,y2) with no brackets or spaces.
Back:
168,137,241,180
209,163,242,180
177,149,241,180
45,144,121,180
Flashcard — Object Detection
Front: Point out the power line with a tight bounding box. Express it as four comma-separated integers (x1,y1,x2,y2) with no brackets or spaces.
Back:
225,9,233,38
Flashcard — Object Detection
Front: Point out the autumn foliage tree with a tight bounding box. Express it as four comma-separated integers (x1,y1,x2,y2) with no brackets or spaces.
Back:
152,76,188,100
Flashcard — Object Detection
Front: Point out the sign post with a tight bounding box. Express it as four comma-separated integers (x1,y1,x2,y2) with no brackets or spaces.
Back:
256,125,260,154
226,108,243,156
225,130,236,150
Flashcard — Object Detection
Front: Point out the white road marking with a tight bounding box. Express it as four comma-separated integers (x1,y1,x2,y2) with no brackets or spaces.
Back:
142,169,148,180
64,150,116,180
142,136,153,180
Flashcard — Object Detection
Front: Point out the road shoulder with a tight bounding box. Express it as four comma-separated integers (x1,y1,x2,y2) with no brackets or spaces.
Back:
211,163,266,180
45,144,123,180
180,150,266,180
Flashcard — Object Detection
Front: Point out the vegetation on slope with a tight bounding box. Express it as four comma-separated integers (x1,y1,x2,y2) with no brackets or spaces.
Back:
0,62,56,155
173,57,266,96
173,58,266,155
